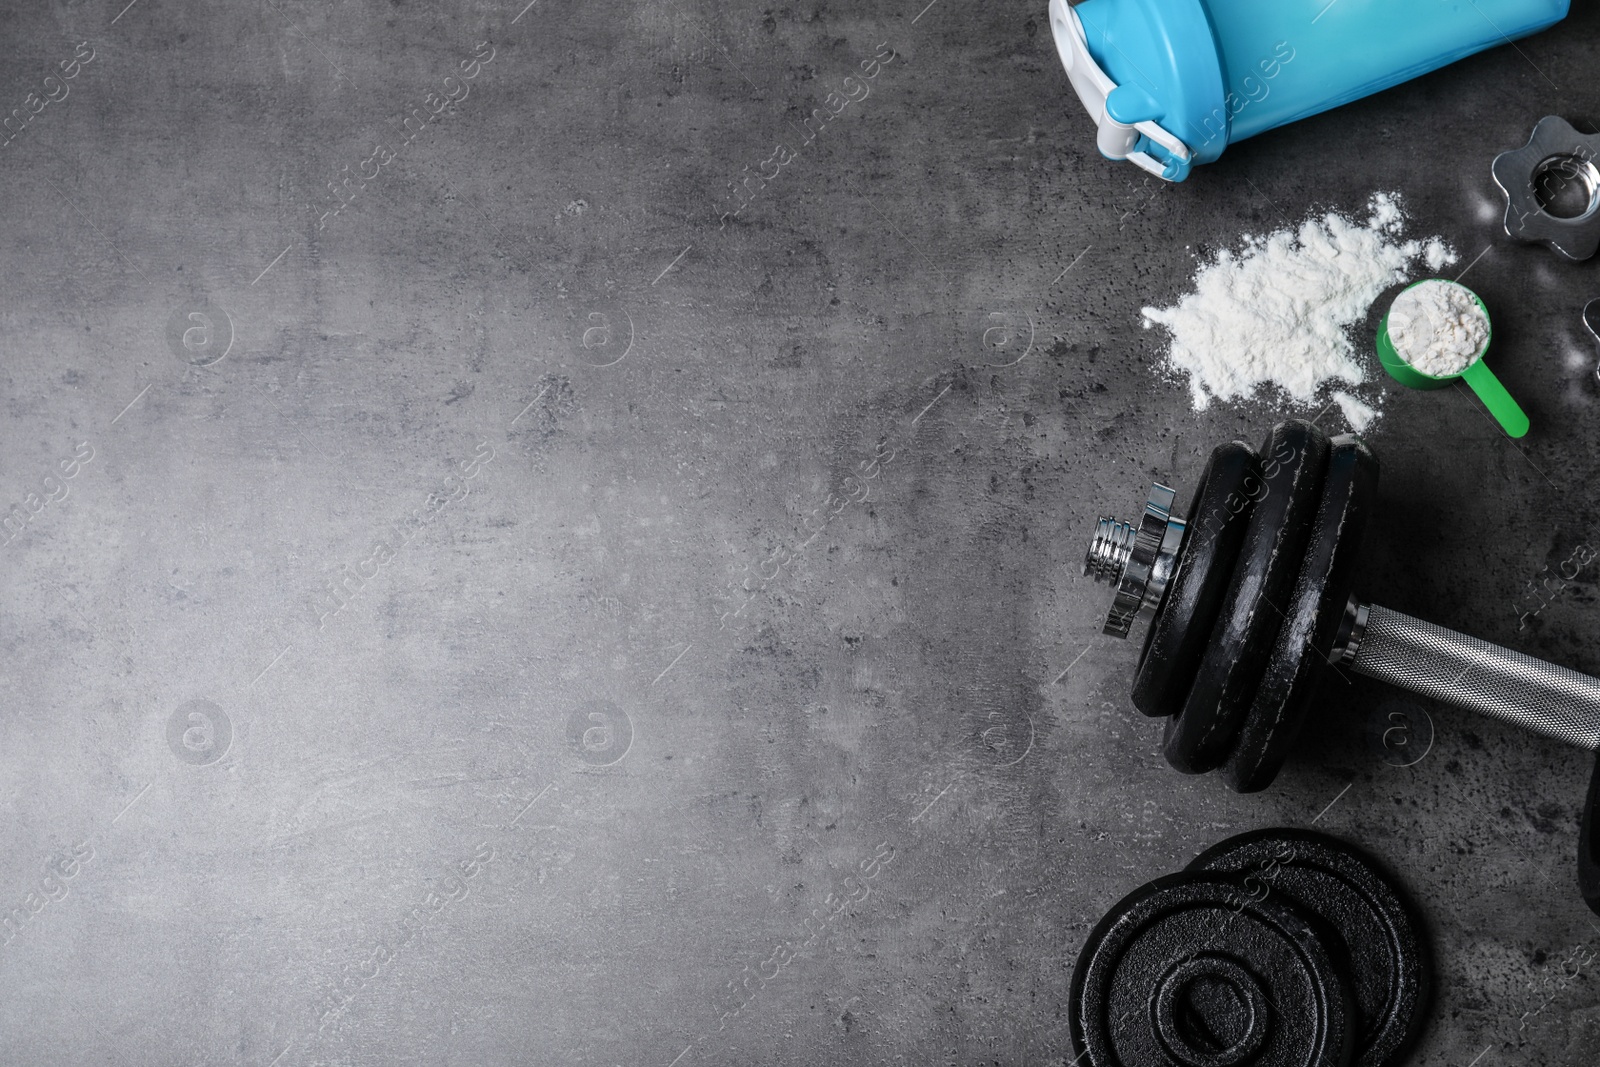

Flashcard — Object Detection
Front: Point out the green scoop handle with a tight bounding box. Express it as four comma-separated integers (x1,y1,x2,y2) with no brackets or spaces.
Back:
1460,359,1529,438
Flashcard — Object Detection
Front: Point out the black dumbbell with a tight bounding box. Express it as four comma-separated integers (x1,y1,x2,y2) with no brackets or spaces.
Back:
1083,419,1600,916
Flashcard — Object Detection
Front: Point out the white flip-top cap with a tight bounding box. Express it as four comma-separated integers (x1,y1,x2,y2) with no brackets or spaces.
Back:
1047,0,1191,180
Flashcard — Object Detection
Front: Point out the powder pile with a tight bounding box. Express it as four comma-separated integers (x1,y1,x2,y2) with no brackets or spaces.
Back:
1142,193,1457,413
1385,280,1488,377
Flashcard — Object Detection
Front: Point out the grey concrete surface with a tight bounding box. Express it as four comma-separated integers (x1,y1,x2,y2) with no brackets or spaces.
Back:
1,0,1598,1064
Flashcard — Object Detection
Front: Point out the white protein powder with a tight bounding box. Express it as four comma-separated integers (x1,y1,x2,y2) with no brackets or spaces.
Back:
1142,193,1457,412
1385,280,1489,378
1332,390,1378,433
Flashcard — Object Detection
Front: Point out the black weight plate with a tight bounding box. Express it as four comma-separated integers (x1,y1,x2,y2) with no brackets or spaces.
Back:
1164,422,1330,774
1133,440,1261,718
1224,436,1378,793
1070,871,1355,1067
1187,830,1430,1067
1581,749,1600,918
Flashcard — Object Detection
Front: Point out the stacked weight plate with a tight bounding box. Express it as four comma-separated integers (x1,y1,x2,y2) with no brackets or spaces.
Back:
1134,419,1378,792
1069,829,1431,1067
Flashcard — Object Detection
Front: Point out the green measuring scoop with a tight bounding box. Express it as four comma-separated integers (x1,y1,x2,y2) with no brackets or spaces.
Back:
1376,280,1528,438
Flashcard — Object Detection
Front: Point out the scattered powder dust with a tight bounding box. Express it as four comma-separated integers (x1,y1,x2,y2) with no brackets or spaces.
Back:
1332,390,1378,433
1385,280,1489,377
1142,192,1458,412
1423,238,1453,273
1368,191,1403,231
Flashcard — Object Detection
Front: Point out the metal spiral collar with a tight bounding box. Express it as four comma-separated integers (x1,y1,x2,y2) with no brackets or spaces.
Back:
1083,484,1187,638
1084,518,1138,583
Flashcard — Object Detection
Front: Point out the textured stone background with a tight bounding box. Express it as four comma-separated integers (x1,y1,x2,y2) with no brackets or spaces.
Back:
1,0,1598,1064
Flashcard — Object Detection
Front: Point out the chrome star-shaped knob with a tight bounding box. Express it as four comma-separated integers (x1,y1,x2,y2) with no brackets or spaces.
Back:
1492,116,1600,261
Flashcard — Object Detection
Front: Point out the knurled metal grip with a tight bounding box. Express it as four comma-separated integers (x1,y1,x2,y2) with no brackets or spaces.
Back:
1342,603,1600,751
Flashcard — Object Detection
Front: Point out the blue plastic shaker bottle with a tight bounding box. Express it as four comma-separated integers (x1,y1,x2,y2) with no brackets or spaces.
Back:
1047,0,1571,181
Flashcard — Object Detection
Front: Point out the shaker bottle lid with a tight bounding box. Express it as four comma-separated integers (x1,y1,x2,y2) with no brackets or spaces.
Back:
1048,0,1227,182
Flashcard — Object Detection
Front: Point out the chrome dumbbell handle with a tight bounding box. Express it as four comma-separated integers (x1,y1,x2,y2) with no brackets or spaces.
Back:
1332,600,1600,751
1336,601,1600,913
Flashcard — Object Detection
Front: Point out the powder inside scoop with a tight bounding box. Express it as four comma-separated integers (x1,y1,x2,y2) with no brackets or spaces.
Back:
1386,280,1489,378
